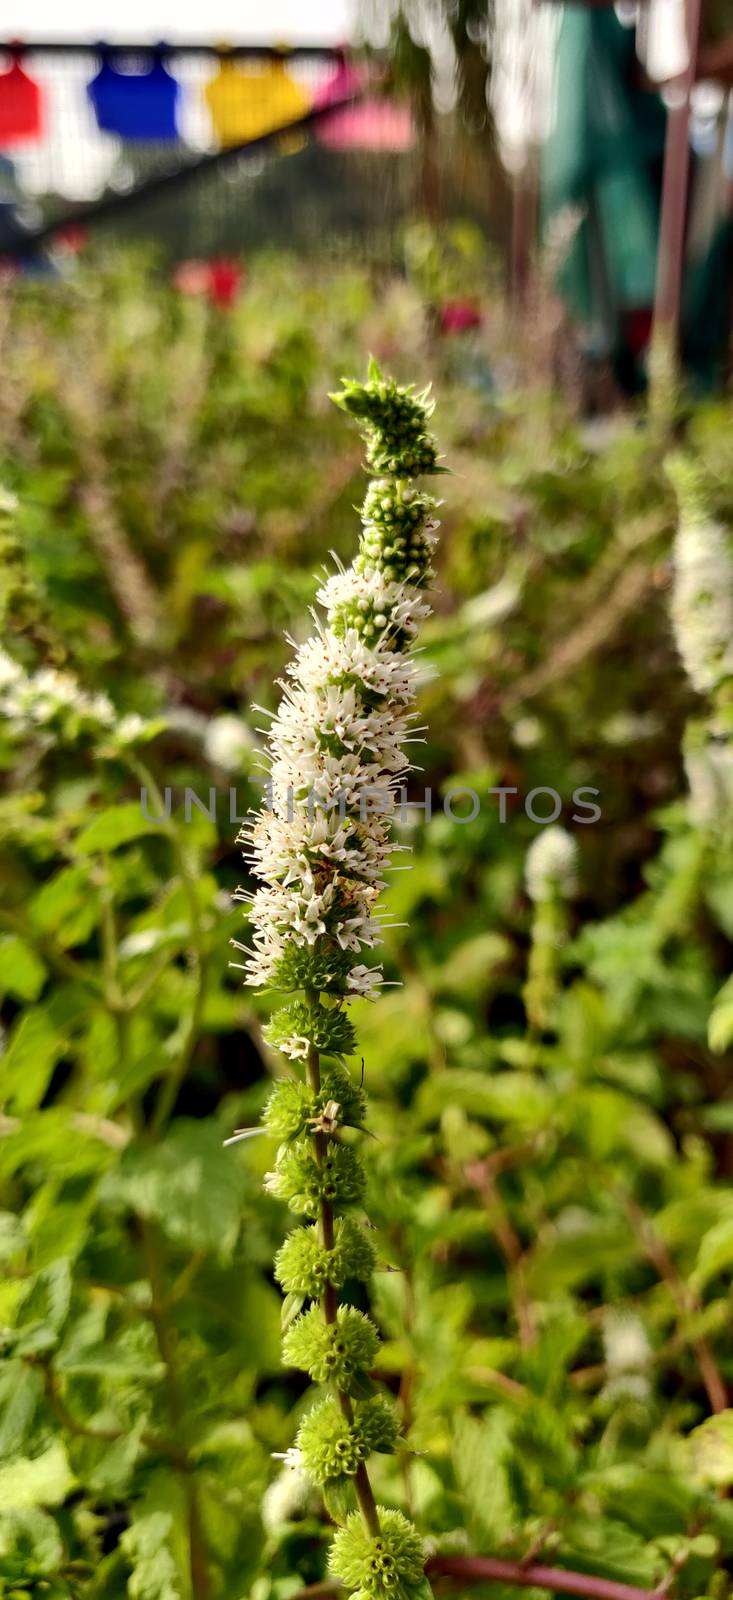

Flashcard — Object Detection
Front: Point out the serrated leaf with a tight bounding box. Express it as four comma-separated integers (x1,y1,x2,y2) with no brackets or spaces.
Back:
100,1120,247,1256
0,1365,43,1460
121,1511,182,1600
55,1340,164,1382
453,1409,515,1545
11,1260,72,1356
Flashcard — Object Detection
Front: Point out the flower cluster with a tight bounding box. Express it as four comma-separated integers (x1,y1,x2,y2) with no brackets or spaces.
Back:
329,1509,428,1599
668,456,733,699
265,1138,366,1217
282,1302,380,1393
237,362,441,1020
524,826,578,1032
0,648,159,750
297,1396,399,1488
274,1216,376,1298
263,1063,367,1142
236,365,441,1595
668,456,733,829
524,825,578,903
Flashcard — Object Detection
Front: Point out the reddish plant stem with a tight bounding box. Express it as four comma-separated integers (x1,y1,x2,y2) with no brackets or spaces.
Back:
426,1555,661,1600
624,1197,727,1415
291,1559,665,1600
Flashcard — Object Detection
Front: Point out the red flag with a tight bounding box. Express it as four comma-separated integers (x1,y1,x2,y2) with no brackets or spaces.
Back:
0,59,44,146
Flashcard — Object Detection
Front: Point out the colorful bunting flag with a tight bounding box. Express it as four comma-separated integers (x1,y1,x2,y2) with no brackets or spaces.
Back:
316,98,414,153
87,56,180,141
0,59,44,147
312,55,364,110
204,56,309,147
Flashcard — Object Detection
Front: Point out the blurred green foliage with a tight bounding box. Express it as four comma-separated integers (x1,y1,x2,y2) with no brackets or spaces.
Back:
1,237,733,1599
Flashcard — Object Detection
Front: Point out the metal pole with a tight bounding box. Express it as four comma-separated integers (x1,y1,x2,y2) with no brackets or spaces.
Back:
651,0,702,347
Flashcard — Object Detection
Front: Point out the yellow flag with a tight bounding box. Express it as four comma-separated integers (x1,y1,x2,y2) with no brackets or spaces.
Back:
205,57,310,149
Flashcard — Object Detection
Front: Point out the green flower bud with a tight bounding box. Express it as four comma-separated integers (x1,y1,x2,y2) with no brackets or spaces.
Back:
329,1508,426,1597
365,428,438,479
266,1139,365,1217
298,1395,399,1486
268,940,362,996
264,1000,357,1060
282,1303,380,1389
264,1064,367,1144
275,1218,377,1298
360,478,436,533
264,1080,313,1143
330,592,406,647
330,365,441,481
354,480,436,588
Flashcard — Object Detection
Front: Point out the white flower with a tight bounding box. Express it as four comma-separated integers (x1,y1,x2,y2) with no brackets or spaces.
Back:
684,734,733,827
236,374,441,1004
0,649,159,748
672,519,733,694
262,1449,319,1533
525,825,578,902
204,714,253,771
602,1311,652,1404
668,457,733,696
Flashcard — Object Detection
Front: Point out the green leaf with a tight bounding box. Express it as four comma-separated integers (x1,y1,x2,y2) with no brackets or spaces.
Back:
100,1120,248,1256
709,975,733,1053
416,1069,551,1128
453,1410,516,1545
0,1507,63,1580
0,936,46,1001
281,1291,305,1330
690,1213,733,1291
75,802,164,854
1,1010,64,1114
56,1340,164,1382
0,1365,42,1461
120,1511,182,1600
0,1212,26,1262
0,1441,74,1510
11,1260,72,1356
526,1212,635,1296
323,1478,356,1523
428,933,511,999
689,1410,733,1486
85,1418,147,1497
28,865,96,948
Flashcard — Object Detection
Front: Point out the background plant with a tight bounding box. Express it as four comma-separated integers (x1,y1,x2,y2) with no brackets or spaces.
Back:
0,241,732,1600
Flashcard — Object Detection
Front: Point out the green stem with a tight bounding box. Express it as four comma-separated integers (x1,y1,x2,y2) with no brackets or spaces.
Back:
304,988,381,1540
140,1218,212,1600
125,756,209,1138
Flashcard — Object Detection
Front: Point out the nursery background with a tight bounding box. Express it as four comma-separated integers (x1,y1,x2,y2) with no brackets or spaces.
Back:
3,2,733,1598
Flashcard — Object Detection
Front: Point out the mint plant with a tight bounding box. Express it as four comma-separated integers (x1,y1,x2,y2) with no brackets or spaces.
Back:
235,364,442,1598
